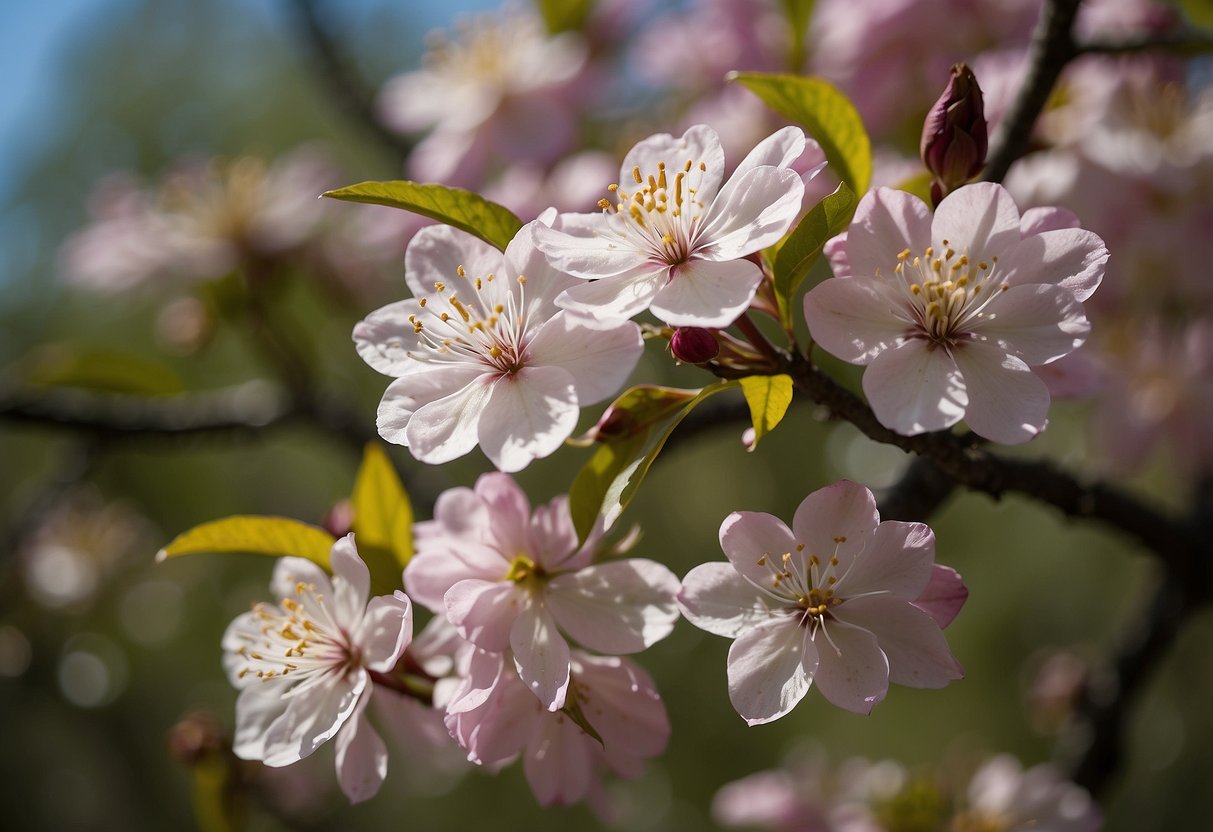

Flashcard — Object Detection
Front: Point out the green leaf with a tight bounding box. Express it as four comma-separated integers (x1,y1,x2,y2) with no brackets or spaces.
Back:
323,181,523,252
732,72,872,196
739,375,794,451
191,753,244,832
351,443,414,569
772,182,856,327
569,381,738,541
535,0,596,32
1181,0,1213,28
779,0,817,68
893,171,934,203
157,516,335,569
24,345,185,395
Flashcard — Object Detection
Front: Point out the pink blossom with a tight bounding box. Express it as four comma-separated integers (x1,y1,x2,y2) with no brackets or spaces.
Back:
405,472,680,710
533,124,817,327
958,755,1103,831
805,183,1107,444
444,648,670,807
678,480,965,724
221,535,412,803
353,218,643,472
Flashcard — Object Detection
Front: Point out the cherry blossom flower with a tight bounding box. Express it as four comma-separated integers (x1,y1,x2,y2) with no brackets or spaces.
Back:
444,648,670,808
678,480,965,725
353,218,644,472
533,124,817,327
405,472,680,711
805,183,1107,444
221,535,412,803
956,755,1103,831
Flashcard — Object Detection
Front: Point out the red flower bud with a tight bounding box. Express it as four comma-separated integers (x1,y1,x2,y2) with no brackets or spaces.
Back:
921,64,988,204
670,326,720,364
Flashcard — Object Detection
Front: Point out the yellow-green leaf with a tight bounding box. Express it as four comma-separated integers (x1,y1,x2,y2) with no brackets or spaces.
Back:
156,516,335,569
24,345,185,395
732,72,872,196
740,374,794,451
323,181,523,252
351,443,414,569
779,0,817,68
536,0,596,32
893,170,934,203
569,381,738,541
772,182,856,327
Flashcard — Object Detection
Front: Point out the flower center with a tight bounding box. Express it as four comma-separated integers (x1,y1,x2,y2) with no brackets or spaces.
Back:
754,537,851,624
404,265,531,375
231,579,352,683
597,158,712,267
892,242,1008,346
422,13,530,88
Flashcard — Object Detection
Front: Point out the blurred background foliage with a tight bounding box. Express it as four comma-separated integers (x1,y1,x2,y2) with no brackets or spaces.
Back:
0,0,1210,830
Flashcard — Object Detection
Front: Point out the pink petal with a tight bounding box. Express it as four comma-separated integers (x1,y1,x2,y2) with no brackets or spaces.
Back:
555,265,667,324
477,366,579,473
376,366,487,446
844,188,933,282
912,564,969,629
810,620,889,715
353,591,413,672
727,615,816,725
330,534,370,629
974,284,1089,366
791,480,881,573
352,299,425,376
951,343,1050,444
474,472,533,556
832,596,963,689
527,496,579,572
262,672,366,766
545,558,680,654
862,342,968,435
620,124,726,205
932,182,1022,261
650,257,765,327
677,561,773,638
400,374,494,463
998,227,1108,301
403,540,505,611
836,521,935,601
334,693,388,804
718,511,799,595
804,276,911,364
525,313,644,405
511,600,572,711
523,715,595,806
444,579,524,652
698,166,805,261
403,224,503,301
1020,206,1080,235
532,215,648,279
269,557,332,606
824,231,851,277
571,653,670,759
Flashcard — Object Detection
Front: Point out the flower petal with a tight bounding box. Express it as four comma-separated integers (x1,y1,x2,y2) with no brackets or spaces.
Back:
353,299,425,376
951,343,1050,444
719,511,799,596
262,672,366,766
404,540,504,611
523,715,594,806
730,125,808,176
836,520,935,601
269,557,333,608
477,365,579,473
677,561,773,638
932,182,1022,261
650,258,765,327
862,342,968,435
525,313,643,405
400,374,494,463
232,681,289,760
334,693,388,804
912,564,969,629
532,214,648,279
620,124,726,205
555,266,666,324
975,284,1089,365
511,600,572,711
791,480,880,573
727,615,816,725
546,558,681,654
571,654,670,759
804,276,910,364
832,596,963,689
404,224,504,301
376,366,488,447
811,620,888,715
697,166,805,261
998,227,1108,301
354,591,413,672
843,188,933,281
444,579,524,652
1019,206,1079,235
330,534,370,630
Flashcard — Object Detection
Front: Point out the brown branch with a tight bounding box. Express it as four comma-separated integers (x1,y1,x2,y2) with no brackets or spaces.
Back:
1076,31,1213,56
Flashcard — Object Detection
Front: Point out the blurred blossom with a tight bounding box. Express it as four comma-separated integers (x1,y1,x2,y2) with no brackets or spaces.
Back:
1027,648,1090,734
153,295,214,355
118,579,185,647
956,755,1102,831
58,634,129,708
482,151,619,220
378,7,588,185
61,148,341,293
167,709,227,766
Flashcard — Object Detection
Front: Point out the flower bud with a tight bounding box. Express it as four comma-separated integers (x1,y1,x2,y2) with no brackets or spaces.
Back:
921,64,988,204
670,326,720,364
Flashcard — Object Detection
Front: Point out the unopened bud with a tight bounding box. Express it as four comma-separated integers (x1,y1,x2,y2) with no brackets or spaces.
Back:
670,327,720,364
168,710,226,765
323,499,355,538
921,63,988,204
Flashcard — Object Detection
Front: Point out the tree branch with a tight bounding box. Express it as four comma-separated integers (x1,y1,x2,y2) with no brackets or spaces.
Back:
1076,31,1213,57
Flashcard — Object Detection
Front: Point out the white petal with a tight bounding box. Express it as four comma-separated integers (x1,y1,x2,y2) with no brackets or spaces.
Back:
555,265,667,324
832,596,963,689
524,313,643,405
677,561,774,638
376,366,487,446
261,672,366,766
718,511,799,596
701,166,805,259
269,558,333,607
650,257,764,327
532,215,648,279
951,343,1050,444
620,124,726,204
1019,206,1079,235
352,299,425,376
844,188,933,281
836,521,935,601
444,579,523,652
401,375,494,463
546,558,681,654
330,534,370,630
932,182,1022,261
404,224,503,301
503,218,578,314
731,126,808,176
232,681,289,760
511,600,572,711
791,480,880,573
862,342,968,435
810,620,888,715
998,227,1108,301
477,366,579,472
727,615,816,725
353,591,413,672
334,693,388,804
804,276,909,364
974,283,1090,365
